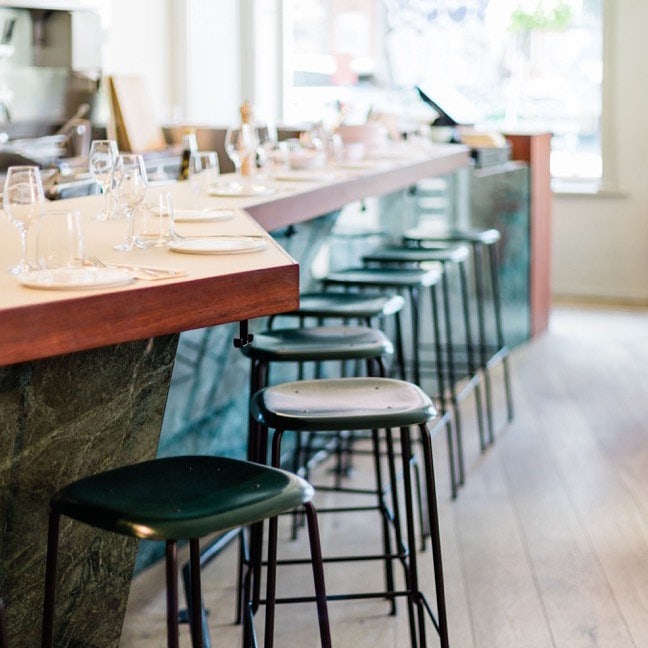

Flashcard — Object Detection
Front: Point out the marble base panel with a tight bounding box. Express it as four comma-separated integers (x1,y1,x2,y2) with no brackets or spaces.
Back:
0,334,179,647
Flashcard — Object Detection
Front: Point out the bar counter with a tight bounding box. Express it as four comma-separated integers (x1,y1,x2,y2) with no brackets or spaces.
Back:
0,142,469,646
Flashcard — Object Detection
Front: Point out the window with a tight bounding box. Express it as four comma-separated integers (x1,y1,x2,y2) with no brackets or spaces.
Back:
282,0,604,186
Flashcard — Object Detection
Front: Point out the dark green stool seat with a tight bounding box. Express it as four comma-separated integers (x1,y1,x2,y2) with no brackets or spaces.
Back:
41,456,331,648
242,325,393,364
250,377,450,648
272,291,407,384
283,291,405,321
403,226,514,443
363,243,486,492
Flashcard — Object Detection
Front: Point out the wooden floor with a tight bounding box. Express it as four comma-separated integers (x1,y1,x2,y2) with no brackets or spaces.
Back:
120,304,648,648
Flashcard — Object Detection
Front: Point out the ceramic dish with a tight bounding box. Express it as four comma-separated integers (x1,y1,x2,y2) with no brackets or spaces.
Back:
207,183,275,198
173,208,236,223
20,267,134,290
168,236,267,255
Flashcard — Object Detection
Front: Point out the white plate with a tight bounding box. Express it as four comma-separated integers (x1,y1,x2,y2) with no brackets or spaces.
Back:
272,171,335,182
168,236,267,255
20,267,134,290
173,208,236,223
207,183,275,198
335,160,378,170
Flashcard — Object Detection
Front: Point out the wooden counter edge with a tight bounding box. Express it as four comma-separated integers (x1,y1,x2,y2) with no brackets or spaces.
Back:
0,263,299,367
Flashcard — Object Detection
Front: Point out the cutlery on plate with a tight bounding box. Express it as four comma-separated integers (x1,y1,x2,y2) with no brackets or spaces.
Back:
86,256,187,279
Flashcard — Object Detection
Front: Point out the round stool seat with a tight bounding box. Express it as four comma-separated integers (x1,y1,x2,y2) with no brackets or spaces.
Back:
251,377,437,432
404,227,501,246
324,265,442,289
50,456,313,541
363,243,470,265
241,326,393,363
291,292,405,319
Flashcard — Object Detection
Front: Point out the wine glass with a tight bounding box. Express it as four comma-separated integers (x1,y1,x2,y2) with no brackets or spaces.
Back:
188,150,220,194
3,165,45,274
254,123,278,174
110,154,148,252
224,125,257,176
88,139,118,221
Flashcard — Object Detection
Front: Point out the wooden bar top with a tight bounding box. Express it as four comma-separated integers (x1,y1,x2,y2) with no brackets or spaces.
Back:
0,142,469,366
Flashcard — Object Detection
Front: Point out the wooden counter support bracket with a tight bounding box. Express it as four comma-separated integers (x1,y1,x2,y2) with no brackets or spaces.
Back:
233,320,254,348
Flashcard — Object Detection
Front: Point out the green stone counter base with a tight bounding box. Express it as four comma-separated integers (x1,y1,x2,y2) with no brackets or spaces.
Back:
0,335,178,647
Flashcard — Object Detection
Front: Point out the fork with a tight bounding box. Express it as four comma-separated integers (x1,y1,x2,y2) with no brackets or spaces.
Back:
86,256,180,279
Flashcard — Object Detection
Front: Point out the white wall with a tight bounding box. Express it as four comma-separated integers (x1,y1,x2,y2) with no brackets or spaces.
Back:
100,0,173,123
552,0,648,302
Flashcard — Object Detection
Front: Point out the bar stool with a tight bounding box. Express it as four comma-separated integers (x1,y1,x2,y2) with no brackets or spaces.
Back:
242,323,393,465
270,292,407,378
41,455,332,648
404,227,514,442
239,324,399,593
362,243,486,486
321,265,459,497
250,377,450,648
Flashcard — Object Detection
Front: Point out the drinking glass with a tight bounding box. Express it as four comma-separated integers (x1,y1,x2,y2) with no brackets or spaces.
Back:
110,154,148,252
88,139,119,221
36,210,85,269
188,151,220,194
224,125,257,176
134,189,175,248
3,165,45,274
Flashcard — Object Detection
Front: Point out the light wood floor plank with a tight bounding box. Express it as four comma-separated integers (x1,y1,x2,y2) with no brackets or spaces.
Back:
120,304,648,648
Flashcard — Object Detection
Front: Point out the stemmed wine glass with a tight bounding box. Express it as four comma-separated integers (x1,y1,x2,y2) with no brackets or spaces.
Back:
110,154,148,252
3,165,45,274
224,125,257,176
88,139,118,221
254,123,278,174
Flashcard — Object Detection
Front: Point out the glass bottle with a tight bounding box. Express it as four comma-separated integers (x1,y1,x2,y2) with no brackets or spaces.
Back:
177,128,198,181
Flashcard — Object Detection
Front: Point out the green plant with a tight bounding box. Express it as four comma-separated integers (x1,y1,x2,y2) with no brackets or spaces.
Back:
509,1,573,32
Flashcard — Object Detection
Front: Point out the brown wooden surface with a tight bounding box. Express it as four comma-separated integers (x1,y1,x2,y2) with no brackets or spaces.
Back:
1,145,469,366
1,264,298,366
505,131,553,336
246,145,470,230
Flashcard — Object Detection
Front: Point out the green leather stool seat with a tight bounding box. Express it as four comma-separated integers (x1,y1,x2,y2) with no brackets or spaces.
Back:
324,265,441,289
50,456,314,541
290,291,405,320
403,226,501,246
251,377,436,432
42,456,332,648
363,243,470,265
242,326,393,364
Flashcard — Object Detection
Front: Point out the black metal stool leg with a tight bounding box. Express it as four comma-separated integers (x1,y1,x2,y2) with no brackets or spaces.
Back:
189,538,205,648
417,423,450,648
459,259,487,453
41,509,60,648
487,240,514,424
165,540,180,648
472,242,495,444
263,514,279,648
303,502,333,648
371,427,396,615
439,265,464,488
430,284,458,498
399,426,427,648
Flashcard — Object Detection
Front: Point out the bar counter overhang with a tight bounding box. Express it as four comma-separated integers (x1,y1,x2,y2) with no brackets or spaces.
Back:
0,143,469,646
